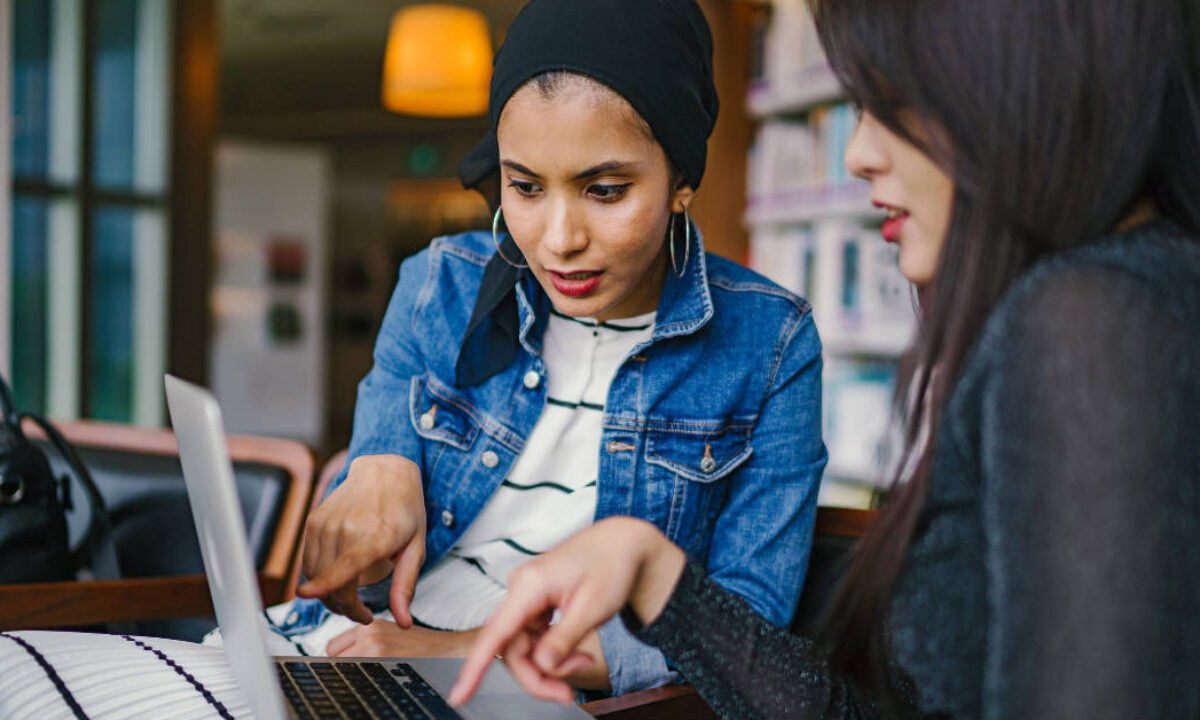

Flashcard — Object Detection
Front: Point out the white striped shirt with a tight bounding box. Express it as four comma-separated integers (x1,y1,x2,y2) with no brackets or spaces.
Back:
408,309,656,631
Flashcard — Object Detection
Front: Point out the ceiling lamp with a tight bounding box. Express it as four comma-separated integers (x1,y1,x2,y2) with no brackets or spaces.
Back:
382,4,492,117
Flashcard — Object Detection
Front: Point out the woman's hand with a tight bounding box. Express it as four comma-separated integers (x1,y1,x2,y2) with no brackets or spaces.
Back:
327,621,477,658
448,517,686,706
296,454,426,627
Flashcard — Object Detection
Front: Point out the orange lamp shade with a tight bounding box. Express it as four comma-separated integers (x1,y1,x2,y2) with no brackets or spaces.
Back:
381,5,492,118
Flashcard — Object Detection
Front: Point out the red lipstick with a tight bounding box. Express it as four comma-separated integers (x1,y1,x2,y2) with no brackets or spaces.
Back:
875,202,909,243
549,270,603,298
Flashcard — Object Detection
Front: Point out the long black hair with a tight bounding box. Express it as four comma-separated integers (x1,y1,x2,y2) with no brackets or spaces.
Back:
809,0,1200,703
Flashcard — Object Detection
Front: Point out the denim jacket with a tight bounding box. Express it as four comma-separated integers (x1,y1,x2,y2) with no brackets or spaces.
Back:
285,228,826,695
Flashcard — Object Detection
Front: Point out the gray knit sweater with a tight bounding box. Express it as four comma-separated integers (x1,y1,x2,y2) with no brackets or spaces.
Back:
631,219,1200,719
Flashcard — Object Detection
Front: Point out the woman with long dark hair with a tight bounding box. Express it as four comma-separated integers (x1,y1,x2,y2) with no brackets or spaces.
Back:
450,0,1200,716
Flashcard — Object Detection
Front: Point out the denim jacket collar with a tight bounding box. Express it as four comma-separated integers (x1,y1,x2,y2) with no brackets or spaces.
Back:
647,224,714,342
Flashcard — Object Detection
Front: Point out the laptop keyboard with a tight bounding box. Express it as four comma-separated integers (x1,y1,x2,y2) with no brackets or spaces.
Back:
277,660,463,720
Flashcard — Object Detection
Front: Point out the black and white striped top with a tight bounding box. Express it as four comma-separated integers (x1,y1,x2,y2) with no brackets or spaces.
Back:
0,630,254,719
408,309,656,631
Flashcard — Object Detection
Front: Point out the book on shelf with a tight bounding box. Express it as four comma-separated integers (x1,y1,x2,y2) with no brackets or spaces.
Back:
763,0,823,88
751,220,915,352
747,102,860,205
747,0,843,118
820,222,915,348
823,357,897,487
745,0,910,505
748,224,815,298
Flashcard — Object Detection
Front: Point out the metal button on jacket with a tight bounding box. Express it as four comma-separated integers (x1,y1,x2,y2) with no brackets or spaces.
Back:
481,450,499,468
700,455,717,473
441,509,455,528
419,412,435,430
523,370,541,389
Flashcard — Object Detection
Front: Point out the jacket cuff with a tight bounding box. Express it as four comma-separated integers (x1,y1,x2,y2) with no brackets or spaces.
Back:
597,612,680,696
356,573,394,613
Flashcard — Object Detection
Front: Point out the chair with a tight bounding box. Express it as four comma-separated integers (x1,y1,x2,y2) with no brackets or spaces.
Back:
582,506,878,720
0,419,314,641
313,449,349,515
283,448,348,593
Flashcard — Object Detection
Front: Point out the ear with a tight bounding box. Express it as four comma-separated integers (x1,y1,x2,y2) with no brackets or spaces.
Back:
669,179,695,214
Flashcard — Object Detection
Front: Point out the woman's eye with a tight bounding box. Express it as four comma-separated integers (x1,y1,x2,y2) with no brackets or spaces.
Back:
508,180,539,197
588,183,632,201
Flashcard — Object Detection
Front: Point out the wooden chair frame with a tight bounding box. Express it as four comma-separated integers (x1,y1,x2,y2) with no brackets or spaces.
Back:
0,419,314,631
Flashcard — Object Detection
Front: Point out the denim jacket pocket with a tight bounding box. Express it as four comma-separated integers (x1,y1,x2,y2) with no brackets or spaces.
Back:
644,421,754,483
644,421,754,550
409,374,482,451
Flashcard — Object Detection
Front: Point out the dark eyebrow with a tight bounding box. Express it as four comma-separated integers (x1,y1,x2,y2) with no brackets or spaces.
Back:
500,159,641,181
573,161,640,180
501,160,542,178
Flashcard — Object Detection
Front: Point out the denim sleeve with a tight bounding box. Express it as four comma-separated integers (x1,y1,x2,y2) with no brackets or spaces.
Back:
314,252,433,610
597,611,680,695
332,250,433,496
706,310,825,627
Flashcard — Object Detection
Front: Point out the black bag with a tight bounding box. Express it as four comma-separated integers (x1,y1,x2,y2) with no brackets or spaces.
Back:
0,374,120,584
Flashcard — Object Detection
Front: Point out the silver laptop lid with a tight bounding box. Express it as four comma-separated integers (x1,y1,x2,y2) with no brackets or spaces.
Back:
165,375,592,720
165,374,289,720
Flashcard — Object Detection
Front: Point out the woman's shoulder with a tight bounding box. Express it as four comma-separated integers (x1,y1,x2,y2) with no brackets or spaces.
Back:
386,232,498,338
963,219,1200,382
424,230,497,268
993,220,1200,331
398,231,495,294
702,251,812,318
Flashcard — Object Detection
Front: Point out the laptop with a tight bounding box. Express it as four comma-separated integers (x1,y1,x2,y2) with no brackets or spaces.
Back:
164,374,592,720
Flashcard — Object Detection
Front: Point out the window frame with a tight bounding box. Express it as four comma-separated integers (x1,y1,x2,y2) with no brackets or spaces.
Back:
8,0,175,424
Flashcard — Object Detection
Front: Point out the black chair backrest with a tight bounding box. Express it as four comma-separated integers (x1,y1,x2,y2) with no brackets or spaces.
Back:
41,442,292,641
791,530,860,637
790,508,877,638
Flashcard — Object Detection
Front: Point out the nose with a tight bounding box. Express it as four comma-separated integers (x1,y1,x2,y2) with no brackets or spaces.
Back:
844,113,888,181
541,198,588,258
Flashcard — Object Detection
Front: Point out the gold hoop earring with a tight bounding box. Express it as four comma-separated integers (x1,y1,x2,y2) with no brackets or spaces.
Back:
493,206,527,269
669,207,691,279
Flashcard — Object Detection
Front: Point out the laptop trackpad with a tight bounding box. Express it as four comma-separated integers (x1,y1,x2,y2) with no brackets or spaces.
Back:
406,657,591,720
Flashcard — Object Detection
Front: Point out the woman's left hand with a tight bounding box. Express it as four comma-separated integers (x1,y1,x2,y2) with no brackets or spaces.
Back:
327,621,477,658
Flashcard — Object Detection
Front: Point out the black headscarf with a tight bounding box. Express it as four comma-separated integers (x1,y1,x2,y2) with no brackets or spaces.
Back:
454,0,719,387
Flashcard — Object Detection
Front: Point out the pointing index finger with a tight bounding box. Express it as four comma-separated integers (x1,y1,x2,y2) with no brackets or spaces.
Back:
451,581,557,705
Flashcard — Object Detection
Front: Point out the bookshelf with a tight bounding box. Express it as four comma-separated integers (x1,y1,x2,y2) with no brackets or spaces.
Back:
744,0,914,508
746,62,842,119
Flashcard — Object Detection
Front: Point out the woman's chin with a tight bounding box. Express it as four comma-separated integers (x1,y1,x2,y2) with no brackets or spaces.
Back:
898,250,935,286
552,297,607,318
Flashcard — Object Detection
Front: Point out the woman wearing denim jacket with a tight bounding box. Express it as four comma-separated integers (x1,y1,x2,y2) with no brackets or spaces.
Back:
287,0,826,698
